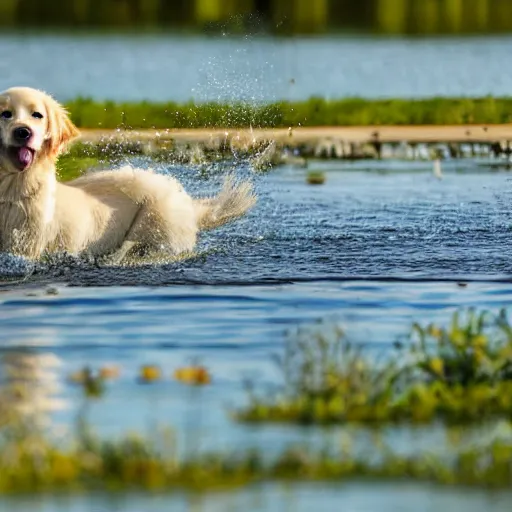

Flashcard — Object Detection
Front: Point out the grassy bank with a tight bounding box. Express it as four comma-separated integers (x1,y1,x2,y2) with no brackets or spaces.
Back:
65,97,512,130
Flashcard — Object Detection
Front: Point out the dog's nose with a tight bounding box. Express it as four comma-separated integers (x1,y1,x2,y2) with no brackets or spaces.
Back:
13,126,32,142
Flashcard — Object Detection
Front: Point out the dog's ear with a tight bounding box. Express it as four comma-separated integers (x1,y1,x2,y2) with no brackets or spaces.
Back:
44,94,80,157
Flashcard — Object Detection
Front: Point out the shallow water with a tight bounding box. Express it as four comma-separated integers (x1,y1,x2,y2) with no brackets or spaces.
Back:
1,482,511,512
0,34,510,101
2,159,512,509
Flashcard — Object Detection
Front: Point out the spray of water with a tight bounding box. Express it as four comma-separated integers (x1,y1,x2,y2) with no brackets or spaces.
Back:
0,18,288,281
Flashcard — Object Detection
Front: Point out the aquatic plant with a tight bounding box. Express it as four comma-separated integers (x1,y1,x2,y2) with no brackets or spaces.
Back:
410,309,512,386
237,309,512,425
306,171,326,185
68,367,106,398
2,415,512,493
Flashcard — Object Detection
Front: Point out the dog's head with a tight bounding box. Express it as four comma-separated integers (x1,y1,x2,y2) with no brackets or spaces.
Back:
0,87,79,175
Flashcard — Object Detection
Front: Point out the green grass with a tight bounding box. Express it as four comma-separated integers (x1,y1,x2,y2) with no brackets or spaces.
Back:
64,97,512,129
236,309,512,425
3,414,512,492
56,154,102,181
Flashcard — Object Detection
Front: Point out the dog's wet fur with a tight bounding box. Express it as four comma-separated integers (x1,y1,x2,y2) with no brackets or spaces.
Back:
0,87,256,263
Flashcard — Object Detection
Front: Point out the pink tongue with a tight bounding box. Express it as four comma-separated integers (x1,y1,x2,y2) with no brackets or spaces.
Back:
17,147,33,168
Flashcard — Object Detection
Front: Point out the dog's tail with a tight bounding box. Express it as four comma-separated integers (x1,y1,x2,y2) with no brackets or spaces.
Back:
195,176,257,231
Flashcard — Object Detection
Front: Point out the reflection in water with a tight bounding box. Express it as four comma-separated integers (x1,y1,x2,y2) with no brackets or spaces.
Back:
0,349,67,428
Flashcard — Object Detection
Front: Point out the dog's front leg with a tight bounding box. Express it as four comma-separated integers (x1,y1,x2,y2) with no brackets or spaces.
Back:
95,240,137,267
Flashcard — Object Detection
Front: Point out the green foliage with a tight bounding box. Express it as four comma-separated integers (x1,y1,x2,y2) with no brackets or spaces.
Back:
56,154,101,181
64,97,512,129
4,0,512,35
237,309,512,425
411,309,512,386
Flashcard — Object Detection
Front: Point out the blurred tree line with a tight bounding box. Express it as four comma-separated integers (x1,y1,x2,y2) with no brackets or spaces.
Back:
2,0,512,34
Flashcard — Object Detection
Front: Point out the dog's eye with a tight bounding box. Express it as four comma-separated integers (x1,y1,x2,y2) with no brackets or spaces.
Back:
32,112,43,119
1,111,12,119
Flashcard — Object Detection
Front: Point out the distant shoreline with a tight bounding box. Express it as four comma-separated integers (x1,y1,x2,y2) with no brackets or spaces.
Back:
65,97,512,133
79,125,512,145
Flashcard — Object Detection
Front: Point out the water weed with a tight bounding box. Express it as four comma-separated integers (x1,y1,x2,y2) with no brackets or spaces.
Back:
306,171,326,185
237,310,512,425
2,418,512,493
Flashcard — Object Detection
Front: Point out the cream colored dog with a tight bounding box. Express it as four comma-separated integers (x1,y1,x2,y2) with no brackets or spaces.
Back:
0,87,256,263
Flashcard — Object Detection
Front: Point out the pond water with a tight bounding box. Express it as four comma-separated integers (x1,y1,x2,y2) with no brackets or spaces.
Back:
1,158,512,510
0,34,509,102
2,482,511,512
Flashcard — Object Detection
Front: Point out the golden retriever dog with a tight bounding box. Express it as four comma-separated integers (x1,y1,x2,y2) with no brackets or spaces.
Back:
0,87,256,264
